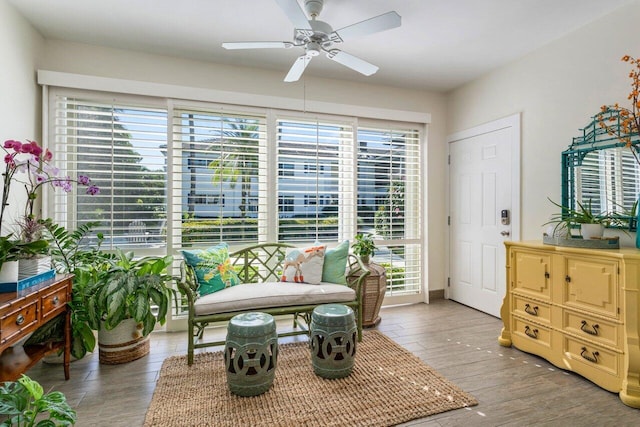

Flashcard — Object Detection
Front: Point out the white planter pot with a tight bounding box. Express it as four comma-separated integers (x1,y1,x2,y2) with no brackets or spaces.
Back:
0,260,19,283
98,318,150,364
580,223,604,240
18,256,52,280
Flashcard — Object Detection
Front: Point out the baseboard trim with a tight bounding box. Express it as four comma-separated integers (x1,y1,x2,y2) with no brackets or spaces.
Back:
429,289,445,300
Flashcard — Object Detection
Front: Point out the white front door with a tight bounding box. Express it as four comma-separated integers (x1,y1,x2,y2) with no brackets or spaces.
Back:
447,115,520,317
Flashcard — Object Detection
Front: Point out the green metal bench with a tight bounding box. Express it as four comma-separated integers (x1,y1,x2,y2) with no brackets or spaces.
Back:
177,242,369,365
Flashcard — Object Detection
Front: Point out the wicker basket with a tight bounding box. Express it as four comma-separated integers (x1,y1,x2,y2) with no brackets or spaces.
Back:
349,262,387,327
98,318,150,364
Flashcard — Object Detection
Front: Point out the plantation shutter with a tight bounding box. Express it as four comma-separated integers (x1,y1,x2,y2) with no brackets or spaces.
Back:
577,148,640,216
357,124,422,296
276,116,355,243
48,92,168,251
171,106,266,248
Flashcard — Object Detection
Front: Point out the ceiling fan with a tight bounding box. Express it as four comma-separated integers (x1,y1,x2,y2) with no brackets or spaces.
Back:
222,0,401,82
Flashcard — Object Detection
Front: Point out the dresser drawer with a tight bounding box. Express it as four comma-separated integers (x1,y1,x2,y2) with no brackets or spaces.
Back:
513,295,551,325
563,309,620,349
563,335,621,392
40,284,68,321
512,316,553,359
0,301,39,345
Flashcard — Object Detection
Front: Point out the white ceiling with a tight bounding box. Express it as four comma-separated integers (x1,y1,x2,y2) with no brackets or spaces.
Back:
9,0,636,92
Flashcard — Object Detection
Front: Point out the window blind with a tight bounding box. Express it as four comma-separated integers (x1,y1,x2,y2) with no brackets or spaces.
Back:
276,116,355,243
47,89,424,299
171,107,266,248
49,94,168,251
357,125,421,295
576,148,640,217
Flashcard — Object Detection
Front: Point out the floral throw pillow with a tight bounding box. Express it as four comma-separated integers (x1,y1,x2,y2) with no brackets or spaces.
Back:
281,245,326,285
182,243,240,296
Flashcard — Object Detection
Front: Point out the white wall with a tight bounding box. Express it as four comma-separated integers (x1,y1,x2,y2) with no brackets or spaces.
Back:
447,1,640,247
0,0,44,234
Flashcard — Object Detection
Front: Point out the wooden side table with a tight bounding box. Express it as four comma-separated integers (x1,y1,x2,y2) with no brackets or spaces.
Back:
0,275,72,381
348,262,387,327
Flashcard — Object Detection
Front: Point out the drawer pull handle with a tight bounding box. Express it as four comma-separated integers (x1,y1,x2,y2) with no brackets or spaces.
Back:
52,296,59,305
524,304,538,316
16,314,25,326
565,275,571,283
580,347,599,364
524,326,538,339
544,272,550,279
580,320,599,336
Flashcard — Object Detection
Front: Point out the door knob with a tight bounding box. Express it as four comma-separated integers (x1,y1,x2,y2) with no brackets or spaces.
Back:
500,231,510,236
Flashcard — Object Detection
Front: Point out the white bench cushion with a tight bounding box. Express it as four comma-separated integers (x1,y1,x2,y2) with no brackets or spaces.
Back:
194,281,355,316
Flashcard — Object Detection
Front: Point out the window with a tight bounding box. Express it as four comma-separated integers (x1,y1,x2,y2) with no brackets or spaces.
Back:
276,117,354,243
576,148,640,218
172,107,265,247
49,94,168,251
357,125,421,296
47,89,423,297
278,163,294,176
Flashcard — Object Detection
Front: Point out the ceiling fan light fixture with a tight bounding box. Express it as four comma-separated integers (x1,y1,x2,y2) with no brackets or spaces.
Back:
304,0,324,19
223,0,401,82
306,41,321,56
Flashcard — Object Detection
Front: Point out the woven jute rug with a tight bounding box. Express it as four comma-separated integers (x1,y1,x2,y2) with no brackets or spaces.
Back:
143,330,477,427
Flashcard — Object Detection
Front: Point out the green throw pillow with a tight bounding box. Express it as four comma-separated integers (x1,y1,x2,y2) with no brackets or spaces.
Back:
321,240,349,285
182,243,240,296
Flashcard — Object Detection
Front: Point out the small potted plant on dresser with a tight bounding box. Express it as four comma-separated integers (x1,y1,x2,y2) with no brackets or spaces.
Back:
349,233,387,327
84,249,175,364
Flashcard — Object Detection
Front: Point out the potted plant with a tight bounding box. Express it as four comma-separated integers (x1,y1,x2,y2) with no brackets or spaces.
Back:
545,198,612,239
351,233,377,264
0,236,49,283
83,249,175,364
25,220,114,361
0,374,77,426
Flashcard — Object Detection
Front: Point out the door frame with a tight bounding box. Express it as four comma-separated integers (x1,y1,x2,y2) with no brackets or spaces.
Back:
445,113,521,301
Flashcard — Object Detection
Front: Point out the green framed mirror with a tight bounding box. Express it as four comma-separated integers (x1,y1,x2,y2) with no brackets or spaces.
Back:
562,111,640,230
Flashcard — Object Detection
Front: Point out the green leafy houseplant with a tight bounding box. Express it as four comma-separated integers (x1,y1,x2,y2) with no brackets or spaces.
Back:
0,237,48,271
26,220,114,360
0,374,76,426
545,198,617,237
84,250,175,337
351,233,377,263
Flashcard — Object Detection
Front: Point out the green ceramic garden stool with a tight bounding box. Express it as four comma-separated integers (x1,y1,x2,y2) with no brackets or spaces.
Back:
224,312,278,397
310,303,357,379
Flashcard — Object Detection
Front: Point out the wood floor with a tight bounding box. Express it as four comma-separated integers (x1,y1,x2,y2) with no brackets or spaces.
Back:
25,300,640,426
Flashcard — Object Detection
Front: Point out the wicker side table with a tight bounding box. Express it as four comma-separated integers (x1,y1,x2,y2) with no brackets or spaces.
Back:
348,262,387,327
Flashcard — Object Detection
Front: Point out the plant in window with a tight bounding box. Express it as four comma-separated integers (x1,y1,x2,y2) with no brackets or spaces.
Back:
1,139,99,260
84,249,175,336
24,220,115,360
351,233,377,264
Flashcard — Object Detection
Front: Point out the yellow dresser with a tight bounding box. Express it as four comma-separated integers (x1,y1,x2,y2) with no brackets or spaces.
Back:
498,241,640,408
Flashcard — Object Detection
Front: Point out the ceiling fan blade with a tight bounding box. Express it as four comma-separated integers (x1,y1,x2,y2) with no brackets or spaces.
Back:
222,41,293,50
275,0,312,30
284,55,312,82
327,50,378,76
334,11,401,41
